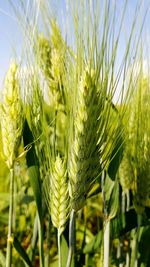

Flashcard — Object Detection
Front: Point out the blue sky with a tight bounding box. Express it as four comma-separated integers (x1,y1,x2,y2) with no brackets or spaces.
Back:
0,1,22,86
0,0,150,88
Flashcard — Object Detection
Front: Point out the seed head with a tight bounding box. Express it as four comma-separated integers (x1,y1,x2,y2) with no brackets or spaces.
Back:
35,34,51,80
68,67,101,211
50,155,70,235
1,63,23,168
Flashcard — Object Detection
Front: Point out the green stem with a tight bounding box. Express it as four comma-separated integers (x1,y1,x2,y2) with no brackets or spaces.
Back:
126,251,130,267
38,217,44,267
6,168,14,267
130,229,136,267
30,212,38,262
130,213,141,267
134,214,142,267
99,234,104,267
66,209,76,267
122,191,126,213
104,220,110,267
58,232,61,267
46,217,51,267
117,238,123,267
126,190,130,212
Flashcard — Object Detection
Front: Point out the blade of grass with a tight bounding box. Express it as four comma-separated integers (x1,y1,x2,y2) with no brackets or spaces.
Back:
6,168,14,267
66,210,75,267
13,236,32,267
23,120,44,267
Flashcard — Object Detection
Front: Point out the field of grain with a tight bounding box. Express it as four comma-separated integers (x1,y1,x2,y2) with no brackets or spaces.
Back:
0,1,150,267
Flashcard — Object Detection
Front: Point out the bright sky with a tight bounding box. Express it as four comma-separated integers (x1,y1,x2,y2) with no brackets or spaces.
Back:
0,1,22,87
0,1,150,88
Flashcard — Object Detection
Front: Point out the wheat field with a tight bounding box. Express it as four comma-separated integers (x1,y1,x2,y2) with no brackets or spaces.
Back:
0,1,150,267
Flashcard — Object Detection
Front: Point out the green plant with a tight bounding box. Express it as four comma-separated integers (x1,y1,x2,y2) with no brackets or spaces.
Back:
1,62,24,267
0,1,149,267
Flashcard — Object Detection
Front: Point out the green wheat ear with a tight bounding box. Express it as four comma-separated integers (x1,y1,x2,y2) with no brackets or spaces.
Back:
34,20,68,109
68,66,101,211
119,153,134,193
1,62,24,169
35,33,52,81
50,155,70,235
128,77,150,213
49,20,68,108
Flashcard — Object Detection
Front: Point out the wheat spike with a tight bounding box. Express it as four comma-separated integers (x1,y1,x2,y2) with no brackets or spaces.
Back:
1,63,23,169
119,154,134,192
35,33,51,81
50,155,69,235
27,74,50,182
48,20,68,108
128,78,150,212
50,48,65,96
68,67,101,211
35,21,66,98
29,76,43,137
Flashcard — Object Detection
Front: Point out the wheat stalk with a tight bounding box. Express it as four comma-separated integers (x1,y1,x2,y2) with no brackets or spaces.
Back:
68,66,101,211
128,77,150,213
44,155,69,267
35,33,51,82
1,62,23,169
125,74,150,267
119,153,134,211
50,155,69,235
0,62,23,267
35,21,67,108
